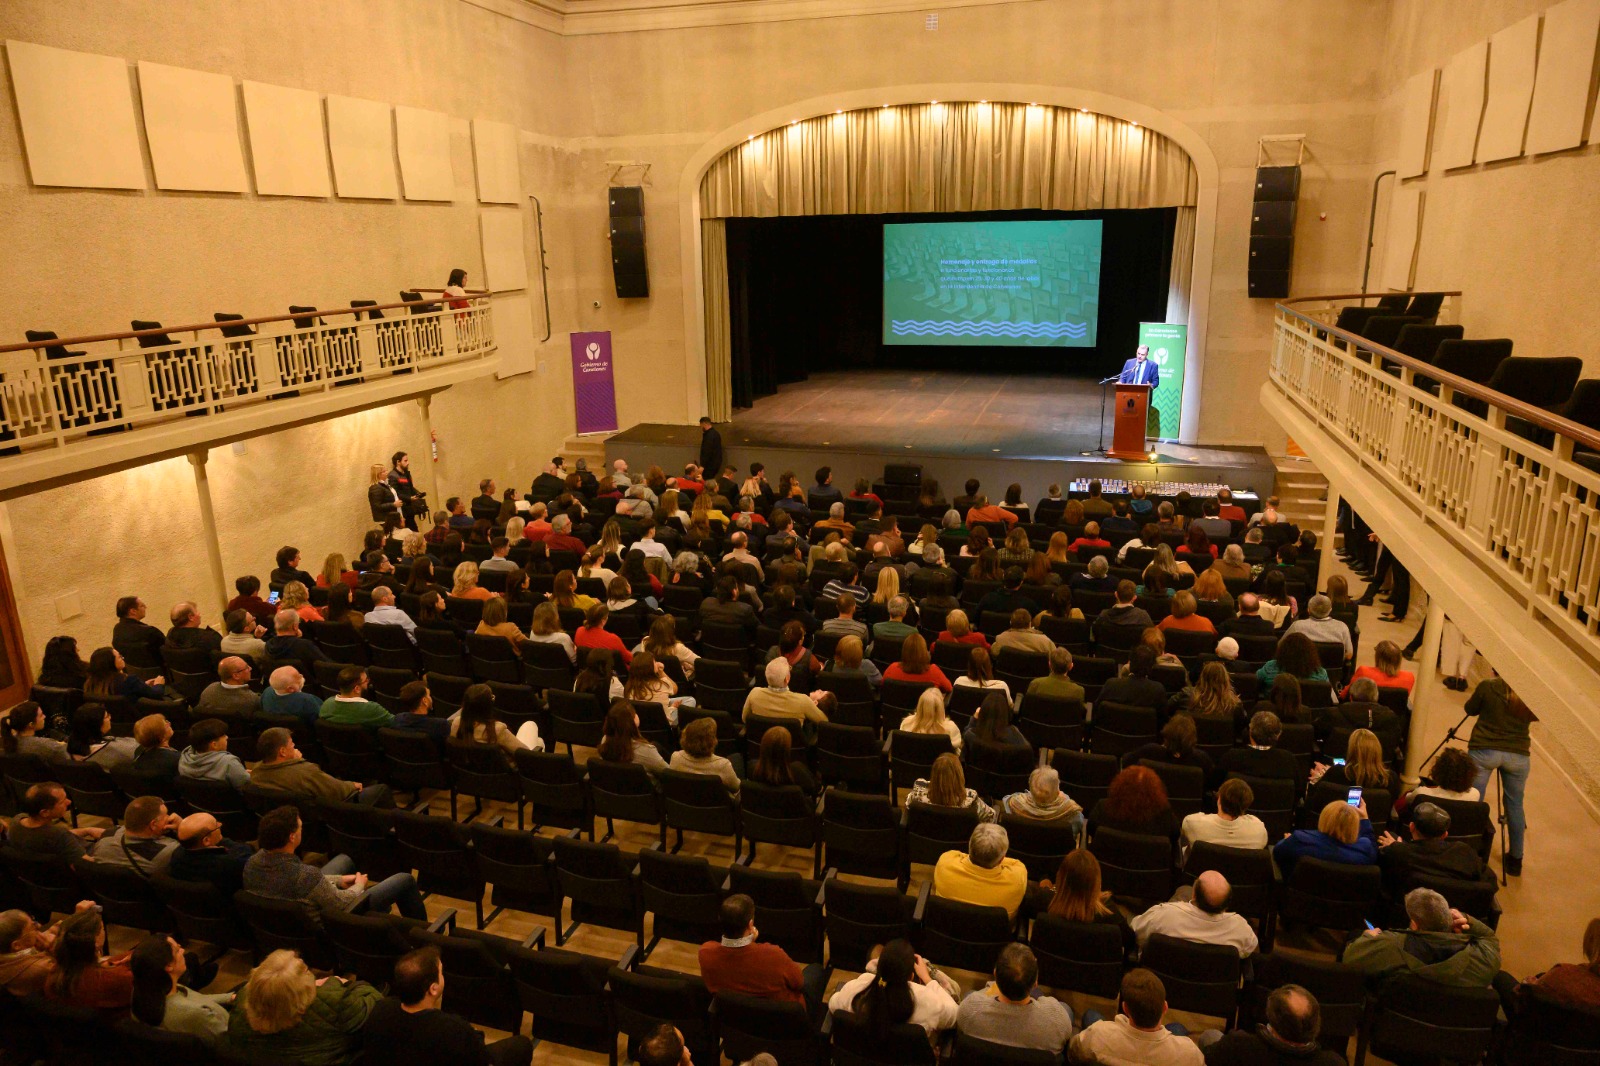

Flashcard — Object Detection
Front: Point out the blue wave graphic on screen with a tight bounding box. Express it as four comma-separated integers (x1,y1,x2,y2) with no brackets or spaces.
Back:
889,319,1089,338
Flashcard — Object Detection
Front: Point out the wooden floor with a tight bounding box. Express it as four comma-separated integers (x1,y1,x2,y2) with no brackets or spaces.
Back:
147,551,1599,1066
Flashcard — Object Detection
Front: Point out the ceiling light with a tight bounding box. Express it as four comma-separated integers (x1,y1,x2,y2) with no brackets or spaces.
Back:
1131,121,1140,127
931,100,939,105
835,109,842,114
1080,107,1090,113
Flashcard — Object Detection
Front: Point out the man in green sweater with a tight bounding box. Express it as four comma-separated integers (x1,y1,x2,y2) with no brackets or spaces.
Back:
1343,886,1502,991
319,666,394,730
1023,648,1085,706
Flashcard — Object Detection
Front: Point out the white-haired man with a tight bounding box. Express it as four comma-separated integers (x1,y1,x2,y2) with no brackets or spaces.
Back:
260,665,321,724
741,657,828,727
934,823,1029,919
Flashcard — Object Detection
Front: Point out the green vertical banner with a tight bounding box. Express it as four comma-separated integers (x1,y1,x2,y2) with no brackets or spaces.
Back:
1139,322,1188,441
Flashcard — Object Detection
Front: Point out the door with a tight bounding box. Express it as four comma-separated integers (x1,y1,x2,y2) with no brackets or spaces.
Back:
0,534,30,707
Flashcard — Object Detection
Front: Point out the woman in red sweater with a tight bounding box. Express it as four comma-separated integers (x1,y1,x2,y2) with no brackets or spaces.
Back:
574,603,632,667
882,634,952,694
45,909,133,1020
936,609,990,649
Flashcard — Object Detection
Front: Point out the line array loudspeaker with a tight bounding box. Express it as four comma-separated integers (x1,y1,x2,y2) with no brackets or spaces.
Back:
1248,165,1300,299
608,186,649,299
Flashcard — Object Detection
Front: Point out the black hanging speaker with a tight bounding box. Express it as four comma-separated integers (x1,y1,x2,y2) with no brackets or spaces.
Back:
608,186,649,299
1248,165,1300,299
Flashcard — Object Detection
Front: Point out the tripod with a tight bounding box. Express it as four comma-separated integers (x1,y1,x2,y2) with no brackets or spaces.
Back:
1094,375,1118,455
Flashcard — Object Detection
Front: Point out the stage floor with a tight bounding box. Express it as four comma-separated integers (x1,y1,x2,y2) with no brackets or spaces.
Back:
605,370,1277,501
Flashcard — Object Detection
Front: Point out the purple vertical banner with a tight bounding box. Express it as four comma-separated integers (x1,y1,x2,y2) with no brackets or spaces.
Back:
569,331,618,434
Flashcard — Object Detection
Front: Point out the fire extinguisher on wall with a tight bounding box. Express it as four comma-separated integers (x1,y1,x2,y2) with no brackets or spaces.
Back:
430,429,439,462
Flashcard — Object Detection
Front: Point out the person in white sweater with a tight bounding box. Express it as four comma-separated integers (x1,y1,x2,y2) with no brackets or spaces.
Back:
827,939,959,1034
1127,872,1258,957
1178,778,1268,859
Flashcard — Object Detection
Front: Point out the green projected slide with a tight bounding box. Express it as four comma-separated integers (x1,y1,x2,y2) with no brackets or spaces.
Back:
883,219,1102,347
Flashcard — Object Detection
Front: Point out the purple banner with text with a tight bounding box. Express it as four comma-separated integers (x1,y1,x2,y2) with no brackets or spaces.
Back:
570,331,618,435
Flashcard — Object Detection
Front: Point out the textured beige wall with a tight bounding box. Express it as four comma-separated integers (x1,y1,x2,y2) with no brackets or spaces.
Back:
0,0,1401,662
1374,0,1600,363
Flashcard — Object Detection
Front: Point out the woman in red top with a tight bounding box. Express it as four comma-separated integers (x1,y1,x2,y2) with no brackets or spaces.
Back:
1157,591,1216,634
574,603,633,666
316,552,361,591
936,609,990,649
1184,525,1219,559
849,478,884,508
1066,522,1111,556
45,908,133,1020
882,634,952,694
1340,639,1416,699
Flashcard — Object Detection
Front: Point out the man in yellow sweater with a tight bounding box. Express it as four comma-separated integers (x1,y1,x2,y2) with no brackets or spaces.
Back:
933,823,1029,918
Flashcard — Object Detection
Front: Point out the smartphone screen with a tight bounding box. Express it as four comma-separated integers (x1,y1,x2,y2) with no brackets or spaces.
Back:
1332,757,1346,766
1347,786,1363,807
1363,919,1376,930
268,591,280,605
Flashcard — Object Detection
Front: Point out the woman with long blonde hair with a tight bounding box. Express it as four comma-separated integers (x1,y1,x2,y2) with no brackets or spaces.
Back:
318,553,356,591
451,561,491,600
1180,661,1241,720
871,565,901,607
899,686,962,751
279,581,323,621
504,515,526,545
1313,727,1394,792
1045,531,1071,565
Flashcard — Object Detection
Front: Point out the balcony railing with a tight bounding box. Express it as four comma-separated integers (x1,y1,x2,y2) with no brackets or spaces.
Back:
1268,292,1600,665
0,294,495,453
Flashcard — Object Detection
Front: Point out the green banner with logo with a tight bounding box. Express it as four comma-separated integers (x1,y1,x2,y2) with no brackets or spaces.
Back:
1138,322,1188,441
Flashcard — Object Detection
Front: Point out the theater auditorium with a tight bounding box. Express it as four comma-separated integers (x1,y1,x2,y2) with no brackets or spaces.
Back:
0,1,1597,1063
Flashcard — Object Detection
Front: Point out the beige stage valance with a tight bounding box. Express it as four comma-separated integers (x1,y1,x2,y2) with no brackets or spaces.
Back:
700,102,1197,218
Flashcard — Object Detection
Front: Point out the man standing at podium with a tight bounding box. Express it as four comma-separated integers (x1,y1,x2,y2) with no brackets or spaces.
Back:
1118,345,1159,388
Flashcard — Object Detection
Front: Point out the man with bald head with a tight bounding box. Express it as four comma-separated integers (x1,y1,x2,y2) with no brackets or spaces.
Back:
366,584,417,643
165,601,223,652
196,656,260,719
1202,983,1345,1065
1129,870,1258,957
1221,592,1275,638
167,812,254,895
260,665,321,724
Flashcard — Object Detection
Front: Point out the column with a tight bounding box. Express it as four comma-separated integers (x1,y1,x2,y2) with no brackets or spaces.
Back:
188,449,229,617
1401,597,1448,787
416,394,441,503
1320,485,1340,560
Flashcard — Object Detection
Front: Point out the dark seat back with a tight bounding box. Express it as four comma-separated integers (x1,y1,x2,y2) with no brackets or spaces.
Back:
1140,932,1241,1026
1028,913,1125,999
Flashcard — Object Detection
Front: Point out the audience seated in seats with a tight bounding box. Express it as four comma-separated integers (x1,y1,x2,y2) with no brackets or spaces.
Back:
218,609,267,660
256,665,318,725
113,595,167,665
85,647,167,704
814,501,856,542
828,937,961,1034
225,578,278,631
366,584,417,643
43,907,133,1020
1191,568,1235,615
700,575,760,634
1201,984,1346,1066
0,905,76,997
178,718,249,789
933,822,1029,919
1343,887,1502,991
1079,481,1115,520
527,601,578,665
364,947,536,1066
825,634,883,692
66,703,135,770
319,666,395,730
1071,555,1118,593
1135,629,1184,673
251,726,390,807
196,656,260,720
1510,917,1600,1011
1254,675,1310,727
938,608,991,649
955,647,1009,701
226,948,382,1063
963,690,1029,751
1128,715,1215,781
131,713,181,784
1396,747,1481,815
1342,639,1415,699
1215,490,1247,527
451,683,542,755
763,584,818,637
1168,662,1242,728
279,582,323,625
1220,593,1275,639
1286,594,1352,663
885,634,953,694
1069,968,1202,1066
1089,765,1177,840
743,656,829,729
390,679,450,741
810,466,843,507
165,600,224,652
36,635,89,691
129,933,234,1041
10,782,104,859
763,621,823,694
1042,849,1136,953
450,561,493,601
624,651,693,723
871,592,918,650
901,687,964,752
244,805,424,923
638,614,699,678
747,725,819,794
1315,679,1402,759
1159,591,1215,635
1000,765,1085,835
1180,777,1268,856
906,752,996,822
980,568,1035,618
90,794,180,874
1066,521,1111,557
266,609,329,668
1131,870,1258,957
1273,799,1377,878
1213,712,1299,788
1255,572,1296,630
1025,648,1085,705
1096,580,1155,639
597,700,668,771
169,812,254,895
1377,801,1493,895
993,607,1057,656
699,892,828,1021
1116,524,1160,564
669,716,740,793
1309,727,1397,794
1098,645,1166,710
820,591,871,649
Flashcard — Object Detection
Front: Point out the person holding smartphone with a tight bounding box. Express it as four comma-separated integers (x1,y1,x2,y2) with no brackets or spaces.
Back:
1272,798,1379,878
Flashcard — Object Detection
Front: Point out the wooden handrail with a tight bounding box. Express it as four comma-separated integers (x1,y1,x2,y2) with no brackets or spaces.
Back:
1281,290,1462,307
0,291,489,354
1275,299,1600,453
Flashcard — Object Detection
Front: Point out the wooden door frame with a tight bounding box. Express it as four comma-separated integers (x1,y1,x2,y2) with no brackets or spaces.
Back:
0,524,31,707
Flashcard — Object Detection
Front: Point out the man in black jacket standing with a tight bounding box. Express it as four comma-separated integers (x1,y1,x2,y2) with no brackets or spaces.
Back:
699,416,723,479
387,451,426,529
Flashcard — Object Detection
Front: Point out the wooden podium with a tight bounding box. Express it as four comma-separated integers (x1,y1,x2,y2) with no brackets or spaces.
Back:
1106,382,1153,459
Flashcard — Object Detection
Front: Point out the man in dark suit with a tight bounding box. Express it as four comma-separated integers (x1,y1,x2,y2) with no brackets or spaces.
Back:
1378,802,1493,899
166,602,223,652
529,458,567,503
1092,580,1153,641
113,596,166,667
387,451,426,527
1118,345,1159,387
471,479,499,519
1213,711,1300,789
1315,678,1404,758
699,576,759,638
1220,593,1276,638
978,568,1034,618
1096,645,1166,710
698,417,724,478
369,463,404,525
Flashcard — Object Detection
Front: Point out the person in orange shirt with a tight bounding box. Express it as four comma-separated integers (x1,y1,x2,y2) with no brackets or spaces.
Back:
1066,522,1111,555
1157,591,1216,634
965,494,1019,529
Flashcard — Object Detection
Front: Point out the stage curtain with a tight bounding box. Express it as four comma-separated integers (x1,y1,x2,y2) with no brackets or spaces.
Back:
1166,206,1196,325
700,219,734,420
700,102,1197,218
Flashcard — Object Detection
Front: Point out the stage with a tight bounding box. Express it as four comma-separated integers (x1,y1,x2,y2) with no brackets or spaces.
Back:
604,370,1276,503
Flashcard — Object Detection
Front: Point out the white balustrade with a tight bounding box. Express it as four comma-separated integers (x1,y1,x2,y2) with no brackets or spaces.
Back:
0,296,495,453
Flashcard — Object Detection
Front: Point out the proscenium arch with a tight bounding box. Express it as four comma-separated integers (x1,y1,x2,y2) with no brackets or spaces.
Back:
677,83,1219,447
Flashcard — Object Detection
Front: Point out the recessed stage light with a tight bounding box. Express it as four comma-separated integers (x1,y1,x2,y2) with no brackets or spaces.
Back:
978,99,987,104
835,109,842,114
1131,121,1140,127
1080,107,1090,113
790,120,798,125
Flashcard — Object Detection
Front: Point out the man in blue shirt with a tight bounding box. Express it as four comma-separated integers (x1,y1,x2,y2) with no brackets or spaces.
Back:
261,665,322,723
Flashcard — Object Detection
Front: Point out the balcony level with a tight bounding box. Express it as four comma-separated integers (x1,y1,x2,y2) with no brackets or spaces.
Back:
0,293,499,500
1262,291,1600,810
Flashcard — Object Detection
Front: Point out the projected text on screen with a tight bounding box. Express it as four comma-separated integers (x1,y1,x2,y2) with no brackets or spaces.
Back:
882,219,1102,347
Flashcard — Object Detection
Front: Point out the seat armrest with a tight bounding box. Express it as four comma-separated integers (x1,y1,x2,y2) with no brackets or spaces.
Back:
912,880,932,922
485,814,505,829
521,926,546,950
410,796,432,815
819,1010,835,1036
428,908,458,934
618,943,640,971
